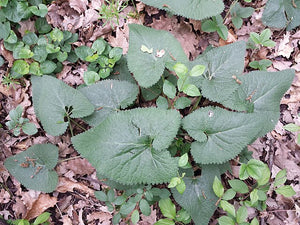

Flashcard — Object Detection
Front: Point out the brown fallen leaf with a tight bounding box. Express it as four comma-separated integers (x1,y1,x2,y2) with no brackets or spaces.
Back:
69,0,88,13
56,177,94,195
276,32,294,58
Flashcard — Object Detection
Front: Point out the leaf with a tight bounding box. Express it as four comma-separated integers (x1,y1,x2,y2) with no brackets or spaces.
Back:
190,65,206,77
274,169,287,187
50,28,64,42
182,84,200,97
158,198,176,219
4,144,59,193
127,24,188,88
23,32,38,45
174,97,191,109
22,122,38,135
228,179,249,194
284,123,300,132
218,216,235,225
29,4,48,17
156,96,169,109
131,210,140,224
230,3,254,29
32,75,94,136
163,80,176,99
178,153,188,167
72,108,181,185
176,180,186,194
92,38,106,54
220,200,235,217
262,0,300,30
79,80,139,127
2,0,28,23
83,71,100,85
33,212,51,225
12,60,29,75
212,176,224,198
174,63,188,79
154,219,175,225
172,164,227,225
139,199,151,216
94,191,107,202
246,159,265,180
182,106,261,164
140,0,224,20
120,201,136,215
275,185,296,197
35,17,51,34
236,206,248,223
0,21,10,40
222,189,236,200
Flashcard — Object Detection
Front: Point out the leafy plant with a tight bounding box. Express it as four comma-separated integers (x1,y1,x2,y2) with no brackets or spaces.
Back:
284,123,300,144
262,0,300,31
201,15,228,40
5,212,51,225
213,160,296,225
5,105,37,136
230,2,254,29
249,59,272,71
140,0,224,20
248,29,276,49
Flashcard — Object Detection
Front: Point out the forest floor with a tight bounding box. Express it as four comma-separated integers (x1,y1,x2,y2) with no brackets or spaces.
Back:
0,0,300,224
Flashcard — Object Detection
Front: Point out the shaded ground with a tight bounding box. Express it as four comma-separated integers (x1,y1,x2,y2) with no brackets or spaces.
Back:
1,0,300,224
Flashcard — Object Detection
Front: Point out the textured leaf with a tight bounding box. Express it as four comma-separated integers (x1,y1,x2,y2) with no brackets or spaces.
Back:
79,80,139,126
262,0,300,30
4,144,58,193
2,0,28,23
32,76,94,136
127,24,188,88
183,107,261,164
72,108,181,185
159,198,176,219
141,0,224,20
172,164,227,225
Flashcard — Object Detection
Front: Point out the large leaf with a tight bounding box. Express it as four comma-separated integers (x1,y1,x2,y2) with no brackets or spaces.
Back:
4,144,58,193
141,0,224,20
172,164,228,225
127,24,188,88
31,76,94,136
79,79,139,126
262,0,300,30
190,41,246,103
183,107,261,164
72,108,181,185
2,0,29,23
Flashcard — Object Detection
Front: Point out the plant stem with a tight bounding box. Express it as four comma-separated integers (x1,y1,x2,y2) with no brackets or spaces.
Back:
58,155,82,163
161,75,172,109
68,116,74,137
223,0,238,23
70,118,87,131
191,96,201,112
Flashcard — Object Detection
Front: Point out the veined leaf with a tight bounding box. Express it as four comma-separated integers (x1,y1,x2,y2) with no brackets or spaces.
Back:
4,144,58,193
79,80,139,126
72,108,181,185
140,0,224,20
31,76,94,136
127,24,188,88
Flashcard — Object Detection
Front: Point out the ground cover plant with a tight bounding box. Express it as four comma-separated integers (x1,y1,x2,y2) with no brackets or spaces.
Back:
1,0,300,224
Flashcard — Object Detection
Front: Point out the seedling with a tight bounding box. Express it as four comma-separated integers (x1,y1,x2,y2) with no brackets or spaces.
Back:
248,29,276,49
201,15,228,40
249,59,272,71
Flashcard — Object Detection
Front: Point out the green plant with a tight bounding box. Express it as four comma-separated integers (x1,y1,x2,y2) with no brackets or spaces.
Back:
284,123,300,144
262,0,300,31
5,105,37,136
5,212,51,225
248,29,276,49
230,2,254,29
249,59,272,71
213,160,296,225
1,74,20,88
201,15,228,40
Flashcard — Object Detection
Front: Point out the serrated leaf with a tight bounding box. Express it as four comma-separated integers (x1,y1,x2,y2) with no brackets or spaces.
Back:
4,144,58,193
94,191,107,202
120,201,136,215
140,0,224,20
159,198,176,219
275,185,296,197
79,80,139,127
127,24,188,88
72,108,180,185
262,0,300,30
172,164,226,225
12,60,29,75
2,0,28,23
156,96,169,109
183,106,261,164
32,76,94,136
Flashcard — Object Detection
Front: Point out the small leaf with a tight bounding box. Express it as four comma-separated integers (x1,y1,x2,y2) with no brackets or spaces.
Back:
12,60,29,75
182,84,200,96
140,44,153,54
228,179,249,194
168,177,181,188
257,190,267,201
284,123,300,132
190,64,205,77
163,80,176,99
239,164,249,180
156,96,169,109
220,200,236,217
174,63,188,79
83,71,100,85
236,206,248,223
174,97,191,109
222,189,236,200
275,185,296,197
178,153,188,167
92,38,106,54
94,191,107,202
246,159,265,180
218,216,235,225
274,169,287,187
40,60,57,74
35,18,51,34
75,46,94,61
250,189,259,205
22,122,38,135
158,198,176,219
33,212,50,225
250,217,259,225
139,199,151,216
176,180,186,194
50,28,64,42
154,219,175,225
120,201,136,216
112,213,121,225
131,209,140,224
213,176,224,198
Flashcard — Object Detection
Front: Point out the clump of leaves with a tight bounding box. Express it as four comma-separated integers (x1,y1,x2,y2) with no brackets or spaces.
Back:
5,105,37,136
5,212,51,225
230,2,254,29
201,15,228,40
99,0,129,27
249,59,272,71
247,29,276,49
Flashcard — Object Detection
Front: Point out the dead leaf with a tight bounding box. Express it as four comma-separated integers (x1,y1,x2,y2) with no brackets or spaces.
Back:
18,20,35,36
0,42,14,67
276,32,294,58
86,211,112,224
56,177,94,195
64,158,95,176
69,0,88,13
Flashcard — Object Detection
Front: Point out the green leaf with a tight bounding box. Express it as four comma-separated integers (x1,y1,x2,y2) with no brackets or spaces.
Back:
249,59,272,71
2,0,28,23
156,96,169,109
23,32,38,45
0,56,4,66
127,24,188,88
131,209,140,224
32,45,48,62
284,123,300,132
182,84,200,97
0,0,8,7
213,176,224,198
182,107,261,164
50,28,64,42
154,219,175,225
228,179,249,194
12,60,29,75
72,108,180,185
236,206,248,223
120,201,136,216
190,64,205,77
5,30,17,44
140,0,224,20
57,51,68,62
92,38,106,54
257,190,267,201
230,3,254,29
275,185,296,197
79,80,139,126
158,198,176,219
83,71,100,85
168,177,181,188
172,164,227,225
94,191,107,202
46,44,60,53
139,199,151,216
178,153,188,167
174,63,188,79
35,17,51,34
256,163,270,186
4,144,59,193
109,47,123,61
29,62,42,76
29,4,47,17
40,60,57,74
13,45,34,59
250,217,259,225
246,159,265,180
75,46,94,61
33,212,50,225
176,209,191,223
22,122,37,135
239,164,249,180
262,0,300,30
176,180,186,194
222,189,236,200
218,216,235,225
274,169,287,187
174,97,191,109
0,21,10,40
220,200,236,217
32,75,94,136
163,80,176,99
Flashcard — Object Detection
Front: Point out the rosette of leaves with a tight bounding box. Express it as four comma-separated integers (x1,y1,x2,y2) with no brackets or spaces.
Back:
31,75,94,136
75,38,123,85
72,108,181,185
4,144,59,193
140,0,224,20
262,0,300,30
